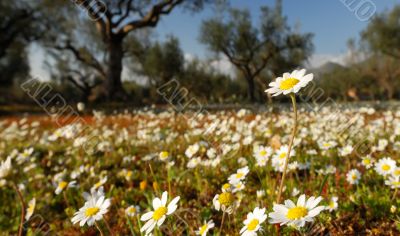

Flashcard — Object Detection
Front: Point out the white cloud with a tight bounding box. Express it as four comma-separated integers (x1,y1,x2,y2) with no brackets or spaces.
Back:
307,53,349,68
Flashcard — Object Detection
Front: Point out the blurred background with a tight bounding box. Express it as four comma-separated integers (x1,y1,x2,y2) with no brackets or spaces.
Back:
1,0,400,111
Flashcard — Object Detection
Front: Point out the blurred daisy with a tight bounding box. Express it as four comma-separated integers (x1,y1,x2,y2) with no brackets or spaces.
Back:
232,181,245,193
159,151,170,161
55,180,76,195
25,198,36,221
339,145,353,156
256,190,265,199
240,207,267,236
196,220,215,236
385,176,400,189
292,188,300,197
140,191,180,235
228,166,249,184
346,169,361,185
185,144,199,158
272,145,295,165
125,205,140,217
361,156,374,169
325,196,338,212
91,176,107,191
71,189,110,227
269,194,324,229
0,156,12,179
265,69,314,96
253,146,272,167
375,157,396,177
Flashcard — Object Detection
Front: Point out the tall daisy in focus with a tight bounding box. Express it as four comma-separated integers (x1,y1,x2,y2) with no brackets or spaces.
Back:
140,191,180,235
265,69,314,204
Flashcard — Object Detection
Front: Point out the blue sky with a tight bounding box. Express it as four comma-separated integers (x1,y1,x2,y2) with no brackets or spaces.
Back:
30,0,399,79
154,0,398,58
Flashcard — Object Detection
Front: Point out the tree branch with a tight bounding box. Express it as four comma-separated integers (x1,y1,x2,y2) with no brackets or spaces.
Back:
119,0,183,35
54,41,106,77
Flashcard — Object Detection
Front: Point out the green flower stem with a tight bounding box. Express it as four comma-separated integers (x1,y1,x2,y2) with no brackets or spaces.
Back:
12,182,26,236
276,93,298,204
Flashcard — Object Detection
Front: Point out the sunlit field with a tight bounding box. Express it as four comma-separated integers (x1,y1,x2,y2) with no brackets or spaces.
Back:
1,105,399,235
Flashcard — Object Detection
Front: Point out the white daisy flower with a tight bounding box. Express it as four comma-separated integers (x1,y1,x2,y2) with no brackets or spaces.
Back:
272,145,296,166
55,180,76,195
375,157,397,177
269,194,325,229
228,166,249,184
292,188,300,197
91,176,107,191
196,220,215,236
361,156,374,169
265,69,314,96
240,207,267,236
0,156,12,179
325,196,338,212
25,198,36,221
185,144,199,158
253,146,272,167
159,151,170,161
256,190,265,199
125,205,140,217
346,169,361,185
213,192,235,214
140,191,180,235
385,176,400,189
71,189,111,227
232,181,245,193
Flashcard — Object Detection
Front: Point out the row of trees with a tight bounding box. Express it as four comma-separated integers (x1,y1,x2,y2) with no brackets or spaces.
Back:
1,1,400,104
316,5,400,101
1,0,314,104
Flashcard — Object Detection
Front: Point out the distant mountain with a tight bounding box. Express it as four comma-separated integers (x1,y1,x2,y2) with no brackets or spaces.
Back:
309,62,347,76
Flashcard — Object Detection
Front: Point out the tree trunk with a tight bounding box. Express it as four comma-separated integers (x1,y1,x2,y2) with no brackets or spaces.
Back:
104,36,127,101
246,76,256,103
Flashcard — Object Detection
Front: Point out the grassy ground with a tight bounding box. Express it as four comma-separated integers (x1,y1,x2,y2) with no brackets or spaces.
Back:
0,107,399,235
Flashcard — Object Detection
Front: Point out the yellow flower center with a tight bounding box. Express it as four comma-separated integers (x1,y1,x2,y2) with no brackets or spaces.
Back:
85,207,100,217
279,152,287,159
351,174,357,180
27,204,35,214
280,78,300,90
236,173,244,179
382,164,391,171
94,181,103,188
218,192,234,206
160,151,169,159
199,224,208,234
392,181,400,187
222,183,231,190
259,150,267,156
329,201,335,208
128,207,136,214
58,181,68,190
363,159,370,165
286,206,308,220
153,206,167,220
247,219,259,231
394,169,400,176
